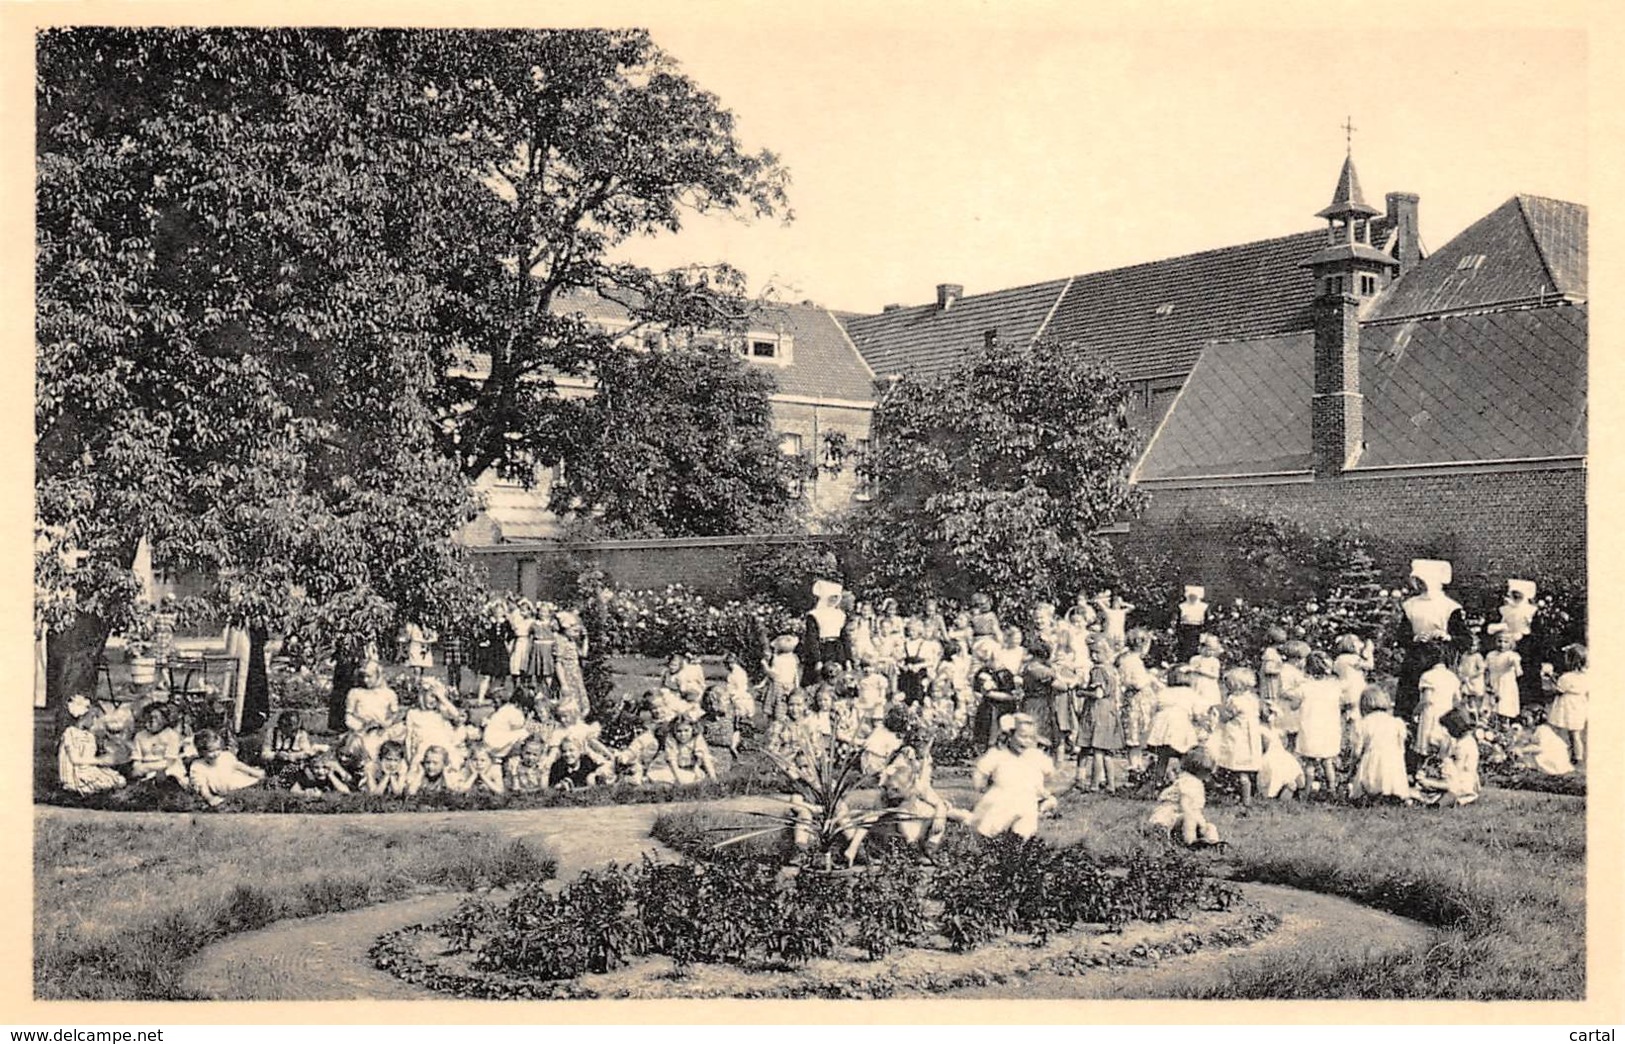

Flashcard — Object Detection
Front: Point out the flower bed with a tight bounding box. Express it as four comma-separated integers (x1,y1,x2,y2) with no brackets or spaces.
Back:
375,826,1243,1000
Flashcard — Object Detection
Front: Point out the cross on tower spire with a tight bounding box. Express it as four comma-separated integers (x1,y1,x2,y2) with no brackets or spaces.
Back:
1342,116,1357,155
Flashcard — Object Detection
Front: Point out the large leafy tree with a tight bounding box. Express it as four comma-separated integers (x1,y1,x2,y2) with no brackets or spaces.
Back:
547,343,799,537
35,28,483,709
848,338,1145,611
406,29,792,483
35,27,794,710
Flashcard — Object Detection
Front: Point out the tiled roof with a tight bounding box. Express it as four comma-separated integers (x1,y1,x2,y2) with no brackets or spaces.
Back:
1370,195,1587,320
458,292,879,404
839,278,1073,380
1135,302,1587,480
1043,230,1328,382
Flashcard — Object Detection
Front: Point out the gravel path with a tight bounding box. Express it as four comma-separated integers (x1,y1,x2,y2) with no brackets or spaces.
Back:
175,800,712,1001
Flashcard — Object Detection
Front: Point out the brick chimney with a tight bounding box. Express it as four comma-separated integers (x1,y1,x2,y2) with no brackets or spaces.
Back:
1385,192,1421,273
936,283,963,311
1311,291,1364,477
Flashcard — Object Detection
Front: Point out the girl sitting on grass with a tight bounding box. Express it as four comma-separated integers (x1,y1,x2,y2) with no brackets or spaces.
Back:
129,705,190,785
265,710,319,781
645,716,718,786
58,694,128,796
1417,708,1480,807
1256,701,1303,800
1349,686,1412,804
545,735,613,791
1146,746,1223,849
956,713,1057,840
188,730,266,808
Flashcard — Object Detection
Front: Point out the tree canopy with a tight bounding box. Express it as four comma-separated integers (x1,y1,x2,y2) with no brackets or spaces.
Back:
547,343,801,538
35,27,792,703
847,338,1145,611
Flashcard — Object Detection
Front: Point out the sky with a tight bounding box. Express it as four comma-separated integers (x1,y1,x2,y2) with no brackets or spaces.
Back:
609,7,1589,315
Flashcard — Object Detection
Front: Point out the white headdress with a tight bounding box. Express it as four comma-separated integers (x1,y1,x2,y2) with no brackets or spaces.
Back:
812,579,843,606
1184,585,1205,599
1409,559,1452,590
66,694,91,718
1507,579,1537,600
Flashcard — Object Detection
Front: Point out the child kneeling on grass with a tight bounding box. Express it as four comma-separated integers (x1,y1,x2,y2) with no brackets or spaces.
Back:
189,730,266,808
1146,746,1223,849
1417,708,1480,807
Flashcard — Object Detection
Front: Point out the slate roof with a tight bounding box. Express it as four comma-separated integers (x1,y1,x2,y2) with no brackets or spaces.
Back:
840,278,1073,380
1370,195,1587,320
1318,155,1383,219
470,473,561,542
1134,302,1588,480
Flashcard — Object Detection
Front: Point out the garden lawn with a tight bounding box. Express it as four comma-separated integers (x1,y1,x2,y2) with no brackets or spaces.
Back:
1040,786,1586,1000
34,810,554,1000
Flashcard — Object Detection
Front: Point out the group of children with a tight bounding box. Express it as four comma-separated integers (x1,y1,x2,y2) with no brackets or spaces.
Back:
58,569,1587,854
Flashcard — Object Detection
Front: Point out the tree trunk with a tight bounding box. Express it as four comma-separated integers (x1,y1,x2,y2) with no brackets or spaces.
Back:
242,624,271,736
328,657,361,733
45,612,113,707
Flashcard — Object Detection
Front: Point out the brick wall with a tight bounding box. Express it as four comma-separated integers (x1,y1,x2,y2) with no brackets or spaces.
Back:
1117,465,1587,598
468,534,847,603
771,398,873,527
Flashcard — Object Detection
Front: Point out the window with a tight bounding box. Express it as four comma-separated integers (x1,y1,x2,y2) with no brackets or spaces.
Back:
1359,274,1377,296
1154,303,1175,318
1456,254,1486,272
750,339,778,359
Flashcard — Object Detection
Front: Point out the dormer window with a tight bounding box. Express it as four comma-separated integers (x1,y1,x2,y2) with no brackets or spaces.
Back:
737,328,794,366
1154,303,1175,318
1456,254,1486,272
1359,274,1377,296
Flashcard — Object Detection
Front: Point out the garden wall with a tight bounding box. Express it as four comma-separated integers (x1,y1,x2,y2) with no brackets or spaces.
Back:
467,533,846,603
1115,465,1586,604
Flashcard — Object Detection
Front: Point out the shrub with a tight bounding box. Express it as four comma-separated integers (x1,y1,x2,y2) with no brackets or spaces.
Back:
476,867,651,980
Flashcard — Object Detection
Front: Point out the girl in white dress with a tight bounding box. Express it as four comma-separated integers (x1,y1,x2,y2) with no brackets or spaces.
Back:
1256,701,1303,800
506,600,534,681
58,695,127,795
1294,651,1345,794
1144,665,1202,785
1212,667,1262,805
1415,656,1461,759
1349,686,1412,802
1484,630,1523,722
403,621,436,678
1188,634,1224,716
1456,635,1488,722
959,714,1057,840
405,677,468,771
1546,643,1588,766
188,729,265,807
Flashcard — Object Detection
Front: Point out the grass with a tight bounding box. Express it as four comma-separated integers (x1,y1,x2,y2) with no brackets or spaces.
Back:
34,811,556,1000
1039,786,1586,999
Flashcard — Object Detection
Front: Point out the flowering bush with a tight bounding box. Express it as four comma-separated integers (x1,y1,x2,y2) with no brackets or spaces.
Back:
593,583,795,663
